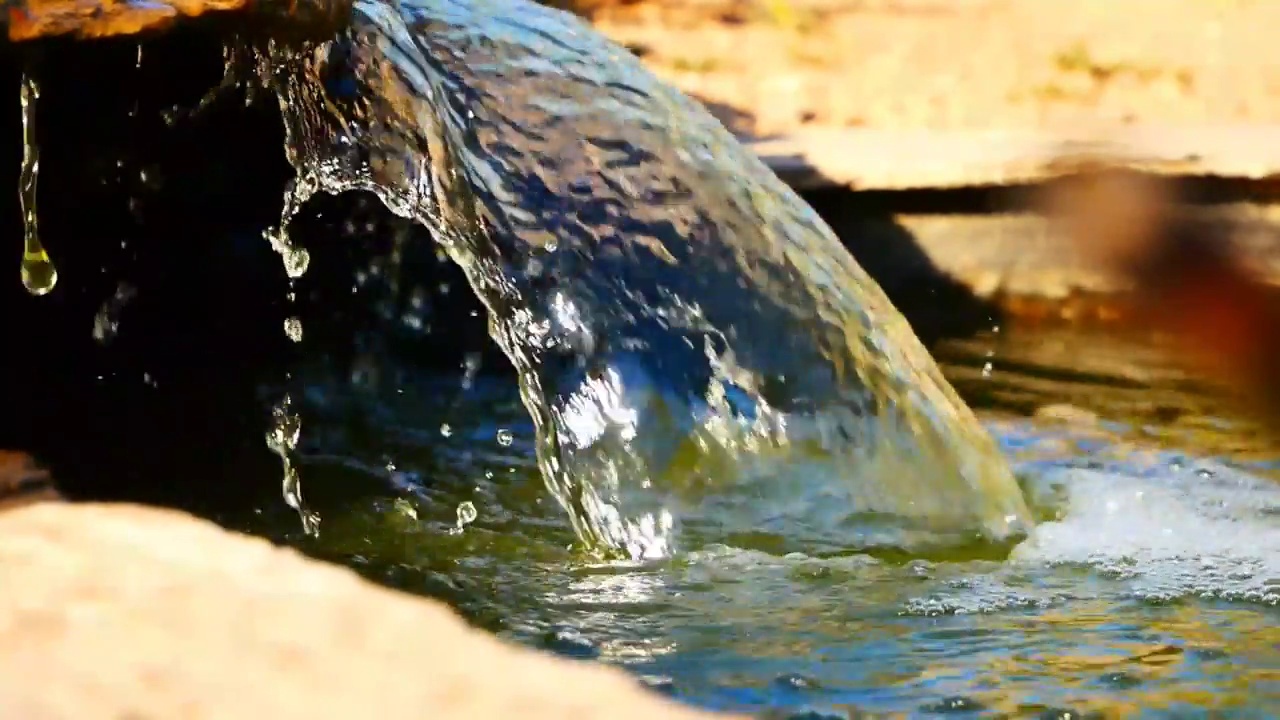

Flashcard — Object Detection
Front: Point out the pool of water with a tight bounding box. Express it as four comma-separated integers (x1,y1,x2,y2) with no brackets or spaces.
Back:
221,325,1279,718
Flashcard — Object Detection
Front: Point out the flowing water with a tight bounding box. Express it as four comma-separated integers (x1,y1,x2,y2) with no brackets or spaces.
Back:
12,0,1279,715
230,325,1280,718
236,0,1034,559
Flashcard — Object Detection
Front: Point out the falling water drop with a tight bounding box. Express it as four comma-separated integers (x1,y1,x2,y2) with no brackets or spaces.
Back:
266,225,311,279
284,316,304,343
265,395,319,535
460,351,482,390
982,361,994,378
496,428,514,447
18,72,56,297
262,178,319,529
92,282,138,345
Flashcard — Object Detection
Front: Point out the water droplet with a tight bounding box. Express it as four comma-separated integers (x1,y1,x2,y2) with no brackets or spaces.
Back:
455,500,478,530
265,395,319,536
393,497,418,521
440,423,453,438
92,282,137,344
18,72,56,297
922,696,987,713
982,361,994,378
267,226,312,279
496,428,513,447
772,673,819,691
461,352,482,390
284,316,304,343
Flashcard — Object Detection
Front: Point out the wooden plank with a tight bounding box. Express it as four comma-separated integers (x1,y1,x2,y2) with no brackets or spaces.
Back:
748,125,1280,191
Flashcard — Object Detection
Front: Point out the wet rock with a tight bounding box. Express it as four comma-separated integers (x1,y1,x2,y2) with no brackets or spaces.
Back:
0,501,733,719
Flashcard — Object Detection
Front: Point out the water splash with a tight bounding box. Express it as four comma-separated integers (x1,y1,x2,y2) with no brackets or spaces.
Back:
18,72,56,297
241,0,1032,558
452,499,478,534
265,394,320,535
261,142,321,527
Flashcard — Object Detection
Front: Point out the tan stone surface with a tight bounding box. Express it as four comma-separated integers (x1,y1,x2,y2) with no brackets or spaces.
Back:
592,0,1280,137
579,1,1280,189
748,124,1280,190
0,501,733,720
4,0,348,41
6,0,245,41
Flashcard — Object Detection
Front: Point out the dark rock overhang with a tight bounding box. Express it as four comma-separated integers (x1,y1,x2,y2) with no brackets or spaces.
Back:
0,1,499,517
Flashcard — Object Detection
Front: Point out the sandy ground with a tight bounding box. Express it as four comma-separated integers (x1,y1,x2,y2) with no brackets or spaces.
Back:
580,0,1280,138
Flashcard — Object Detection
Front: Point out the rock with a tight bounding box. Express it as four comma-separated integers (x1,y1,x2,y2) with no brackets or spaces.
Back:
0,502,732,720
1033,403,1100,427
5,0,348,41
0,450,62,512
7,0,245,41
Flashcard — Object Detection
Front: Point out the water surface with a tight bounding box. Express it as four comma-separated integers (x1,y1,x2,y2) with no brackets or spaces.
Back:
229,326,1279,718
17,0,1271,714
216,1,1278,713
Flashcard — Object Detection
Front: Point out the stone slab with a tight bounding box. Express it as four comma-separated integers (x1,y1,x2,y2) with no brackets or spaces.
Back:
0,501,734,720
749,125,1280,191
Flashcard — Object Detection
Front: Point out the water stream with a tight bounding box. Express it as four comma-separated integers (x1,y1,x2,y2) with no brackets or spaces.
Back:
7,0,1277,714
235,0,1031,559
240,326,1280,717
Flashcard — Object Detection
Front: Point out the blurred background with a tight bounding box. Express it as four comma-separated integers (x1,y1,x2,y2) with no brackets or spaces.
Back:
547,0,1279,136
533,0,1280,439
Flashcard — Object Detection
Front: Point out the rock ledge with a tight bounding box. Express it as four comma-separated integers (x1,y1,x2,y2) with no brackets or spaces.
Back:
0,501,730,720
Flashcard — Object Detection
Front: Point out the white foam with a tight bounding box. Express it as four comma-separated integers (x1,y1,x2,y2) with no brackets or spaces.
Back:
1011,461,1279,605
